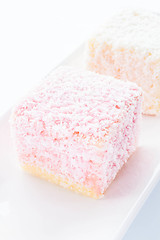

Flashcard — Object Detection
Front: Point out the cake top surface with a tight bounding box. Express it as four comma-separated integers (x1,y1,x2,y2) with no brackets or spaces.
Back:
93,10,160,57
13,66,141,144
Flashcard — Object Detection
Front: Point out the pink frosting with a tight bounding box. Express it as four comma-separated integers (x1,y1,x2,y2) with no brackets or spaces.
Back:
11,66,142,196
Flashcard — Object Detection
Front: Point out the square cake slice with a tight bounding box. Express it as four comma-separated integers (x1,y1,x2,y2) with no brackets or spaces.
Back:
10,66,142,199
86,10,160,115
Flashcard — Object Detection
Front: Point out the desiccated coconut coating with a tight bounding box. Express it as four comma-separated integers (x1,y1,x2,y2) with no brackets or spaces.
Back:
10,66,142,199
86,9,160,115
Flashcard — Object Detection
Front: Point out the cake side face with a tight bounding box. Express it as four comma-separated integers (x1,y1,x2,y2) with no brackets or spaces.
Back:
10,66,142,198
86,10,160,115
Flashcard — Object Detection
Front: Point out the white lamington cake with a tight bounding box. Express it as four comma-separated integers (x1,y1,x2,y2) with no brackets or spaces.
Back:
86,9,160,115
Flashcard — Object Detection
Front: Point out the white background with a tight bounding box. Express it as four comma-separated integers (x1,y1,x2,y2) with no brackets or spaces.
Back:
1,0,160,117
1,0,160,239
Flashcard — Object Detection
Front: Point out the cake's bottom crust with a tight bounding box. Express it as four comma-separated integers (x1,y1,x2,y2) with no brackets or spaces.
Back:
21,164,103,199
142,94,160,115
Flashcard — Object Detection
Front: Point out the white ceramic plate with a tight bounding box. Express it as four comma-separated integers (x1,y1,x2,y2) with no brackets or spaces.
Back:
1,44,160,240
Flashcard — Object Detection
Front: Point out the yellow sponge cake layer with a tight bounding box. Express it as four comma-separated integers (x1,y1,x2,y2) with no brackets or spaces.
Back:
22,164,101,199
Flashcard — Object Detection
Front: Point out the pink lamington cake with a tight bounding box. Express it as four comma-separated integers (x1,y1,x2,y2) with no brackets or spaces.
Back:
11,66,142,199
